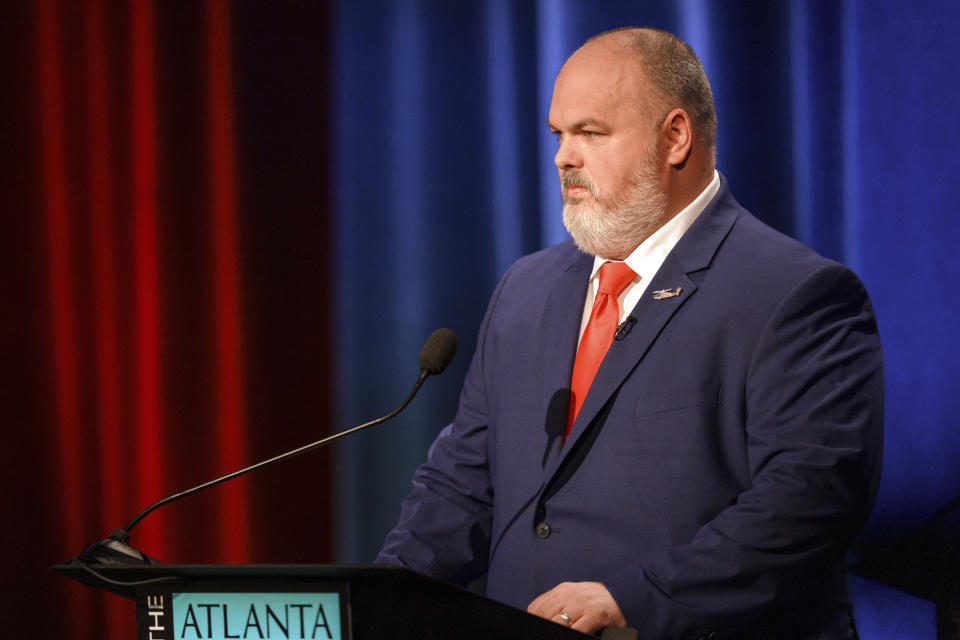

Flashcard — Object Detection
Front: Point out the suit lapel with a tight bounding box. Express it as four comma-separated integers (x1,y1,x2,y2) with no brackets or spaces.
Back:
537,249,593,467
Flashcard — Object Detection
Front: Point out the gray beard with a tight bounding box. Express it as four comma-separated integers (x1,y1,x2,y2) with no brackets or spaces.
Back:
561,153,667,260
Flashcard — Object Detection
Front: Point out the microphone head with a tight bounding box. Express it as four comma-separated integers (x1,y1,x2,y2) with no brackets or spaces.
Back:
418,328,458,375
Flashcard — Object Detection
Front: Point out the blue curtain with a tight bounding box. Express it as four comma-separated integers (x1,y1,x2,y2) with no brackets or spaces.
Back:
332,2,960,637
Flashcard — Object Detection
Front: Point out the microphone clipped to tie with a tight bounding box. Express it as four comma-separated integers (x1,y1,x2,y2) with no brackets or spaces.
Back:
614,316,636,341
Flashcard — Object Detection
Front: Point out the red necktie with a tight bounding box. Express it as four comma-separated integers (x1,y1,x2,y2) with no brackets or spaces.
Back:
565,261,637,441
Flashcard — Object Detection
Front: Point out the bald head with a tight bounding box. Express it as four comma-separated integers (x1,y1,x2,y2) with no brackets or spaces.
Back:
582,28,717,154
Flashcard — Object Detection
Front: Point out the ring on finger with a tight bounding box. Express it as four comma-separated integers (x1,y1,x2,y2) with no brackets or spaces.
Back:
559,611,572,625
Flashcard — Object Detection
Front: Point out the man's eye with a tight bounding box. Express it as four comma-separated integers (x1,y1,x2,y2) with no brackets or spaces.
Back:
583,130,598,138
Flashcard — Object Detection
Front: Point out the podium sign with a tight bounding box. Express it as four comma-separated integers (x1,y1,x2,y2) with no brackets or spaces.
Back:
137,583,349,640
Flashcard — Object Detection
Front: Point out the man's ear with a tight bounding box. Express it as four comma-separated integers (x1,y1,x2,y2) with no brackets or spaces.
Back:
662,108,693,167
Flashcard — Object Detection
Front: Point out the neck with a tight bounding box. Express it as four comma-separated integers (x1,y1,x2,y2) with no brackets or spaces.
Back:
664,159,714,219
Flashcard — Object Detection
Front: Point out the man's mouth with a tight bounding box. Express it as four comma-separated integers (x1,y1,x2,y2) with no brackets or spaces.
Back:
563,174,595,202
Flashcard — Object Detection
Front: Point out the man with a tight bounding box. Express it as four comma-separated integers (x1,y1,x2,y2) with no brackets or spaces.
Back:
377,27,883,639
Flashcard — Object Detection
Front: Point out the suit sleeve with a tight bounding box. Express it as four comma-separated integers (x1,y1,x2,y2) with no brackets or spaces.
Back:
374,266,513,586
604,264,884,639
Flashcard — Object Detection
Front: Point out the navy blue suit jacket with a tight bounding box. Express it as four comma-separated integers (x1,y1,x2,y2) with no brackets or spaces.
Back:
378,178,883,639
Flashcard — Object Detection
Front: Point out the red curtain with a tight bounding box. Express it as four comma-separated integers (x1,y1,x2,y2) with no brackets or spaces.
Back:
2,1,333,636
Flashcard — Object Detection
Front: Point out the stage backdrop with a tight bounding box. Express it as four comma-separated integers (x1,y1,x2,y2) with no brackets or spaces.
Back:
2,1,957,639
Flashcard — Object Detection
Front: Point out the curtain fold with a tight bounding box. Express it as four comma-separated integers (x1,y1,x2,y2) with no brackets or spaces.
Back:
3,1,334,637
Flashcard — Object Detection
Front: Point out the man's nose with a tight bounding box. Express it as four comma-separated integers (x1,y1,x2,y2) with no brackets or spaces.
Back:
554,138,582,170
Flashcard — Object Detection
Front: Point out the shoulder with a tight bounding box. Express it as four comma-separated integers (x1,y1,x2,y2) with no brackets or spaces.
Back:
483,240,589,306
700,183,858,294
501,240,586,282
678,181,875,340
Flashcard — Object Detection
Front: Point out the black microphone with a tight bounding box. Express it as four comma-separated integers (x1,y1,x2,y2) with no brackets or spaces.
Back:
76,328,458,566
419,327,457,374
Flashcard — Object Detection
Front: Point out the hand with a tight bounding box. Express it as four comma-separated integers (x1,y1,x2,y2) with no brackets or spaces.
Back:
527,581,626,634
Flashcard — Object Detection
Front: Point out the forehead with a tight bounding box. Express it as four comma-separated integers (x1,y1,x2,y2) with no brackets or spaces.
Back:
549,43,649,124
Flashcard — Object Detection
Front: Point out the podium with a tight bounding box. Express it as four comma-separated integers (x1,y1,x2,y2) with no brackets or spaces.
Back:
54,561,593,639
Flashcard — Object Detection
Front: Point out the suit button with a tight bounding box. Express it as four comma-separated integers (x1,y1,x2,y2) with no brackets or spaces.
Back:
535,522,551,539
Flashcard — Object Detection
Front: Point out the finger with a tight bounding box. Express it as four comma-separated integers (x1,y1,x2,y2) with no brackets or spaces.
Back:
526,594,547,614
570,613,601,634
527,585,563,616
576,610,621,636
529,600,564,620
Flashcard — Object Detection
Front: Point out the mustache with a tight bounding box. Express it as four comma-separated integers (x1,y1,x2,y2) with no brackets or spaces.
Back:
561,171,598,199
